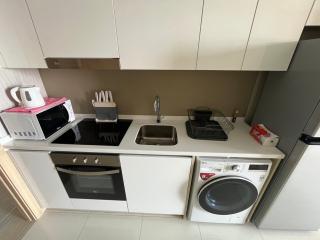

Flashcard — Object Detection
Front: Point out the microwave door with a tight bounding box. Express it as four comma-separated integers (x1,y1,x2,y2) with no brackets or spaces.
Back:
37,104,70,138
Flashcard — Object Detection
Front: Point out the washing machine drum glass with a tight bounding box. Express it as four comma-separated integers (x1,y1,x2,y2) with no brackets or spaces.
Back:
198,176,258,215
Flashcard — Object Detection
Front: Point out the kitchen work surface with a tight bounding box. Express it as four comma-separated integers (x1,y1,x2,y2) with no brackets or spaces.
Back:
3,115,284,159
19,211,320,240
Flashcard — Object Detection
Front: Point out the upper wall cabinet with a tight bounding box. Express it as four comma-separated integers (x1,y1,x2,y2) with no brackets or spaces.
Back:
242,0,315,71
307,0,320,26
197,0,257,70
26,0,119,58
114,0,203,70
0,0,46,68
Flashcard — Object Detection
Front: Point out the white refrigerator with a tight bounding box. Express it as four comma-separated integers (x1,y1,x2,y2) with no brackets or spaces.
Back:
252,38,320,231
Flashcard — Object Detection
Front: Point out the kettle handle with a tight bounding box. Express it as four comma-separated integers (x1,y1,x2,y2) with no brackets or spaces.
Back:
10,87,21,104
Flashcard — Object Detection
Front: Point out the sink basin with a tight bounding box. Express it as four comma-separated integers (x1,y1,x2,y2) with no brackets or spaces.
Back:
135,125,178,146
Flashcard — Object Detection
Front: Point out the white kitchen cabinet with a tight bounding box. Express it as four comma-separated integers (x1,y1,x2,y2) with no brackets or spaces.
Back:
26,0,119,58
0,0,46,68
197,0,257,70
242,0,314,71
9,150,72,209
114,0,202,69
307,0,320,26
120,155,192,215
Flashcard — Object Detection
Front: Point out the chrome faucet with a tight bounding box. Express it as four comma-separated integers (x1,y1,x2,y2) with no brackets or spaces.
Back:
154,95,161,123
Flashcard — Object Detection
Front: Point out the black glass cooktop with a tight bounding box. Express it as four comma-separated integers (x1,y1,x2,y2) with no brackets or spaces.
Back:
52,118,132,146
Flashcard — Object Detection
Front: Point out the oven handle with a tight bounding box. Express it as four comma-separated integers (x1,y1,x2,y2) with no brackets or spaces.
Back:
56,167,120,176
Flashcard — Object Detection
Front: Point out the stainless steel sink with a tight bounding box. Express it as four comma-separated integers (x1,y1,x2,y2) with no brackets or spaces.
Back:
135,125,178,146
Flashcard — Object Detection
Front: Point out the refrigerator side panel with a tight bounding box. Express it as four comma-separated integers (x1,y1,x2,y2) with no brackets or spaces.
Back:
253,39,320,156
303,101,320,137
256,141,320,230
252,39,320,230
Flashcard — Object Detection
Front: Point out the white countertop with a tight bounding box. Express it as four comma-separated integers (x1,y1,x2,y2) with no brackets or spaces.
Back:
2,115,285,159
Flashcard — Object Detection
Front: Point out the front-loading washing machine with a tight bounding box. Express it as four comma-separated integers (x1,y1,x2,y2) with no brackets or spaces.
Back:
187,157,272,224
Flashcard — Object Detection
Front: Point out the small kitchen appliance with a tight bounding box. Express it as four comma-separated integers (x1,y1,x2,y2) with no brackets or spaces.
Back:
186,108,233,140
52,118,132,146
50,152,127,212
1,98,74,140
10,85,45,108
188,157,272,224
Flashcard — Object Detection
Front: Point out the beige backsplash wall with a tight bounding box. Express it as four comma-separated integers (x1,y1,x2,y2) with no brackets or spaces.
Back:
40,69,258,116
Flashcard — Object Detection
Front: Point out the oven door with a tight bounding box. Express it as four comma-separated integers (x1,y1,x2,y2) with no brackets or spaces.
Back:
55,165,126,200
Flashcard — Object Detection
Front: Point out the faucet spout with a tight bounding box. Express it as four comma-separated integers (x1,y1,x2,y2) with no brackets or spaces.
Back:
154,95,161,123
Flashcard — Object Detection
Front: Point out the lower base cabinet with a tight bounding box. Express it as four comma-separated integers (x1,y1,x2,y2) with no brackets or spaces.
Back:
9,150,72,209
9,151,192,214
120,154,192,215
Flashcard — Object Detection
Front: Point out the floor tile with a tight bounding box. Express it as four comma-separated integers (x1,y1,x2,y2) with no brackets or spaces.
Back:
259,228,320,240
0,208,32,240
140,216,201,240
0,184,16,224
78,213,142,240
22,211,88,240
199,222,263,240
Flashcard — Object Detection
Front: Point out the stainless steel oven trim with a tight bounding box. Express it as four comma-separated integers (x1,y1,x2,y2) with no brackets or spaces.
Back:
56,167,120,176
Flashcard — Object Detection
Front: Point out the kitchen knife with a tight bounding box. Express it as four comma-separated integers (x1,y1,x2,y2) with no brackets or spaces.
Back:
105,90,109,103
100,91,106,102
108,91,114,103
95,92,99,102
99,91,102,102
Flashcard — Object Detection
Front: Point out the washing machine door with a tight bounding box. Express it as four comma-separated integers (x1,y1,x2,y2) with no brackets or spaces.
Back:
198,176,258,215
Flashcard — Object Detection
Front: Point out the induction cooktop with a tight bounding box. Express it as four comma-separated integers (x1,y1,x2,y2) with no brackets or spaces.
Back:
52,118,132,146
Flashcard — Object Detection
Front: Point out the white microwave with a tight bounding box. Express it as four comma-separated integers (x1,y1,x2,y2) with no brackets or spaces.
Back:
1,100,75,140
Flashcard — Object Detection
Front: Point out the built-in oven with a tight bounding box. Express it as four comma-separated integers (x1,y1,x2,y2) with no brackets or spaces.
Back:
50,152,126,201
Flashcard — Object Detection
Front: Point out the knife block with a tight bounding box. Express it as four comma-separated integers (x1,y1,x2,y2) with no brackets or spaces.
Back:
92,102,118,122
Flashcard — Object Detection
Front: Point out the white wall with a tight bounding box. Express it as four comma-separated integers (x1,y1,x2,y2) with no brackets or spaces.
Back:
0,69,46,140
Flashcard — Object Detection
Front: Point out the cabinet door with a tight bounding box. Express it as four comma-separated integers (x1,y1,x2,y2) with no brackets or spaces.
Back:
26,0,119,58
307,0,320,26
242,0,314,71
197,0,257,70
9,150,72,209
0,0,46,68
114,0,202,69
120,155,192,215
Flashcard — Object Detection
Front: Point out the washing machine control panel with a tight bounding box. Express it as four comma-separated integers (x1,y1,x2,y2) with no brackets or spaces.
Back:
199,160,271,181
199,161,246,180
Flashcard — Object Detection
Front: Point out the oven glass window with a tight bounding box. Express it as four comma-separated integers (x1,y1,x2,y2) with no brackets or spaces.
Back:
72,175,115,195
56,165,126,200
198,177,258,215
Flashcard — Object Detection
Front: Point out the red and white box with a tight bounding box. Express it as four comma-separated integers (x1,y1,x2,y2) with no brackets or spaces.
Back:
250,124,279,147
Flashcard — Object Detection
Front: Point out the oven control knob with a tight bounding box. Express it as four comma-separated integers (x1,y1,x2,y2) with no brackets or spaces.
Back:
83,158,88,164
72,157,77,163
94,158,99,164
232,165,241,172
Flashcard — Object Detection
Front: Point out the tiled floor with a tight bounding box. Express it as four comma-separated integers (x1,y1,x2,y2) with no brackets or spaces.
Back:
21,211,320,240
0,209,32,240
